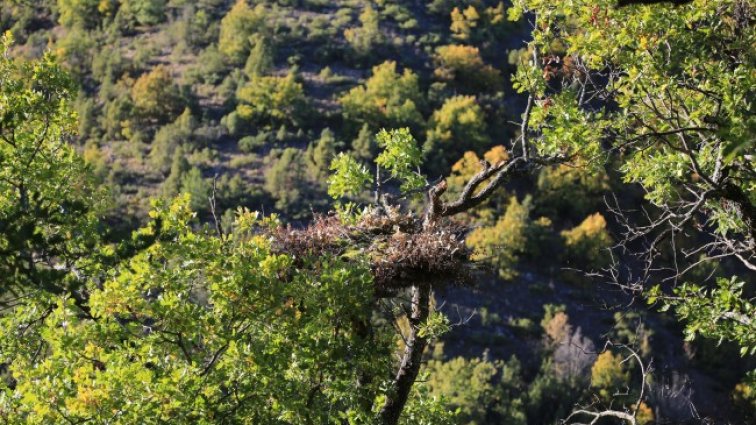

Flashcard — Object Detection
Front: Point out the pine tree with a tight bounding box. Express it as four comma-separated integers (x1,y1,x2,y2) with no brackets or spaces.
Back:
163,145,190,198
244,34,274,78
352,123,377,161
306,128,339,183
344,5,383,57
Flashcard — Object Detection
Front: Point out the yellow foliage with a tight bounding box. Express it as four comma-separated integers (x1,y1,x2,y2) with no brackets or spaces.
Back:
561,213,613,268
636,401,655,425
467,196,529,279
483,145,509,165
450,6,479,40
218,0,267,62
339,61,423,129
590,351,629,400
544,311,572,346
237,71,305,124
434,45,502,93
131,65,182,121
732,380,756,419
427,95,490,153
445,145,509,221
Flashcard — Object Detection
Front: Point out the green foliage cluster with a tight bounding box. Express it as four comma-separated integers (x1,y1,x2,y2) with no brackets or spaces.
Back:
344,4,384,57
425,356,526,425
535,164,609,221
149,108,198,173
0,197,393,423
264,147,308,211
509,0,755,367
218,0,268,63
466,197,532,280
649,277,756,356
328,128,426,200
0,32,101,296
0,46,460,422
340,61,424,133
425,95,490,168
236,71,307,126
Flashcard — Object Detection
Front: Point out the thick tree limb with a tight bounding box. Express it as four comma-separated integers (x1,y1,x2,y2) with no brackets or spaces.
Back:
379,283,431,425
425,154,565,224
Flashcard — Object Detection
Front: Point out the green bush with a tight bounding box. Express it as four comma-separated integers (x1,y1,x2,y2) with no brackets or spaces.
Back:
426,356,526,425
467,196,531,280
244,34,274,78
150,108,198,174
186,45,227,85
344,4,383,58
264,147,308,211
339,60,424,134
218,0,268,63
238,132,270,153
425,95,490,170
236,70,308,126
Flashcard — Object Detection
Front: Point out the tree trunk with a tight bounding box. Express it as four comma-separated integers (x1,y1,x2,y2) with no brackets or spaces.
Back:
379,283,431,425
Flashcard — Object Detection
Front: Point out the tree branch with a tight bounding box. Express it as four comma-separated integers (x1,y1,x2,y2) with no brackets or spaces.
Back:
379,283,431,425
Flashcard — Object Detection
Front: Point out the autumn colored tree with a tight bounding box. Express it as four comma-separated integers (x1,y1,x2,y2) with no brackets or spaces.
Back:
560,212,613,269
449,6,479,41
218,0,267,63
590,351,630,400
425,95,490,171
131,65,184,123
340,61,424,133
450,3,507,47
236,70,307,126
433,44,502,94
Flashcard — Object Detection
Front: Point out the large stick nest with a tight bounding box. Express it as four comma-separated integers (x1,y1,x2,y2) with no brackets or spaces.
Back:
269,209,474,296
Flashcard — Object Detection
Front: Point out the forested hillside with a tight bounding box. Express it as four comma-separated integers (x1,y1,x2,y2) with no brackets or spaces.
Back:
0,0,754,423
